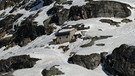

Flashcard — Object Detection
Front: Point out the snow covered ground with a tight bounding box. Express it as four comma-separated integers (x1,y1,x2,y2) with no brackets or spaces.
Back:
0,0,135,76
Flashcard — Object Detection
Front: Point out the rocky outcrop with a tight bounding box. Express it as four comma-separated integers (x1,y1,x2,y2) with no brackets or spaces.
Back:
42,65,64,76
0,55,39,72
47,5,69,25
104,44,135,76
0,13,47,47
0,0,30,11
13,18,46,46
69,1,131,20
47,1,131,25
0,14,23,30
43,17,57,35
68,53,101,70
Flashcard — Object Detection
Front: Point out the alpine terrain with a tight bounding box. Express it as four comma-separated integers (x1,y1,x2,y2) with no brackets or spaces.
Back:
0,0,135,76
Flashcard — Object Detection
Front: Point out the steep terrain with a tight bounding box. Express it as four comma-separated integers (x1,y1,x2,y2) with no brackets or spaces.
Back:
0,0,135,76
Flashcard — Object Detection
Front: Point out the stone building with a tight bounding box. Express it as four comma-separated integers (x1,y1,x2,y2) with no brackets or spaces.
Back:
54,28,77,44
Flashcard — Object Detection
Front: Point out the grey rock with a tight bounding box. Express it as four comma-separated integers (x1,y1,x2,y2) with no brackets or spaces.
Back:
99,19,120,27
47,1,131,25
47,6,69,25
0,55,40,73
100,52,108,63
69,1,131,20
104,44,135,76
42,65,64,76
68,53,101,70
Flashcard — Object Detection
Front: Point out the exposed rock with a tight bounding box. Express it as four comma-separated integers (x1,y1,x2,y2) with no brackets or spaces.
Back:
96,43,105,46
13,19,46,46
47,1,131,25
42,65,64,76
0,31,6,39
68,53,101,69
0,0,30,11
69,1,131,20
25,0,43,10
0,14,23,30
62,23,90,30
100,52,108,63
43,0,54,6
104,44,135,76
0,55,39,73
57,9,69,25
58,45,69,52
100,19,120,27
0,13,47,47
43,17,57,35
62,1,73,5
47,6,69,25
81,36,112,47
0,37,12,48
121,19,132,23
43,0,67,6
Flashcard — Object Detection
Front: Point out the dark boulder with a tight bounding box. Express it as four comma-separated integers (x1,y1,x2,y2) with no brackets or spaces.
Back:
42,65,64,76
104,44,135,76
68,53,101,70
0,55,40,72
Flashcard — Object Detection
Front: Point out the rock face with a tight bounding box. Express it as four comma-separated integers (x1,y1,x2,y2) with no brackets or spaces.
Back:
68,53,101,69
47,1,131,25
104,44,135,76
0,55,39,72
42,65,64,76
69,1,131,20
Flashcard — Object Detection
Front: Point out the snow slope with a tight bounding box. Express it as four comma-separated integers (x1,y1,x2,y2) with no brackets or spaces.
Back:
0,0,135,76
